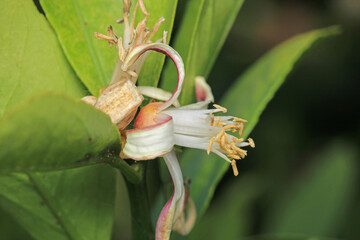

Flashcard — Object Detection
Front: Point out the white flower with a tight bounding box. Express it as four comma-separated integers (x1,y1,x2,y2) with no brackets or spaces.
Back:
119,38,255,240
123,76,255,176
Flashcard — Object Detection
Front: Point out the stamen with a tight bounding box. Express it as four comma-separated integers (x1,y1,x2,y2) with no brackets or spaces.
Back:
248,138,255,148
94,32,115,43
238,122,244,136
214,116,221,127
133,15,149,45
233,117,247,123
222,125,236,131
228,154,240,160
138,0,149,15
207,137,215,155
210,113,214,126
213,104,227,113
215,129,225,142
123,0,131,13
117,37,125,61
129,1,139,39
148,16,165,42
231,160,239,176
162,31,168,44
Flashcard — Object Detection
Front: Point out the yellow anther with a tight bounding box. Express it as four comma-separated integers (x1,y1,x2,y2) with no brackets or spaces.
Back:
231,160,239,176
248,138,255,148
215,129,224,142
228,154,241,160
238,122,244,136
224,134,230,145
233,117,247,123
213,104,227,113
235,149,247,158
207,137,215,154
232,137,244,143
210,114,214,126
222,125,236,131
214,116,221,126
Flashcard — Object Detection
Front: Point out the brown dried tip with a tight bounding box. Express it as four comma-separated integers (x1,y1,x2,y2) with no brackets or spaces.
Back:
94,79,144,130
116,18,124,23
123,0,131,13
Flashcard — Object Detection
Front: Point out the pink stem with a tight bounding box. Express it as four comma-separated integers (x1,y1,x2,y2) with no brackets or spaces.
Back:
156,150,184,240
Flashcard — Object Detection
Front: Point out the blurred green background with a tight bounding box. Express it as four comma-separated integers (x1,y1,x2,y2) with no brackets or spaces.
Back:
1,0,359,239
188,0,359,239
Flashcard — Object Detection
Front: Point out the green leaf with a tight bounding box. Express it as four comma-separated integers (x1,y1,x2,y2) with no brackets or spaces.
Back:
39,0,122,95
0,0,85,117
0,206,32,240
0,165,116,240
0,94,121,173
40,0,178,94
187,175,260,240
179,26,341,219
244,234,341,240
264,142,357,236
161,0,245,104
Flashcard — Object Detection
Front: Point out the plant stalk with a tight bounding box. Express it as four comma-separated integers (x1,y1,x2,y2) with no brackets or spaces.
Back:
124,163,153,240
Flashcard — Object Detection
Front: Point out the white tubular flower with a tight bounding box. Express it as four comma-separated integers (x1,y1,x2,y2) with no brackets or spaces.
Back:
120,36,254,240
123,74,255,176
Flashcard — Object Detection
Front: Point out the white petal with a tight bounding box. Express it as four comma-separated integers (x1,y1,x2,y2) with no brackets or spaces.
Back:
173,134,209,151
175,101,211,110
138,86,180,107
123,119,174,160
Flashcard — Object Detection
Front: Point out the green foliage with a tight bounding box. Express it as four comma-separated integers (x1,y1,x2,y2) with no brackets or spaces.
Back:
187,175,260,240
0,94,121,172
178,26,341,219
0,207,32,240
39,0,123,95
264,142,357,236
0,166,115,240
0,0,86,117
161,0,245,105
